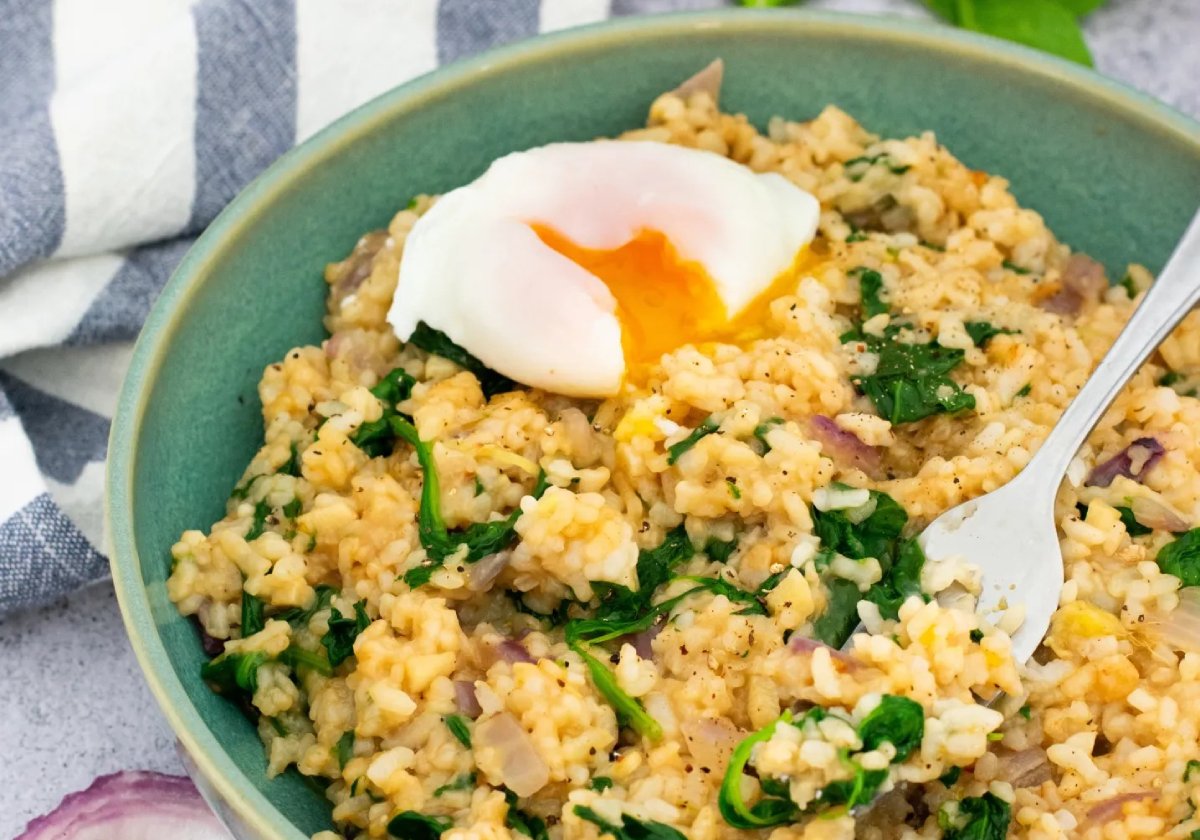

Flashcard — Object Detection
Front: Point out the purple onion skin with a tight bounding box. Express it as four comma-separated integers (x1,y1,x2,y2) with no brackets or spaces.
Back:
807,415,881,477
1085,437,1164,488
496,639,536,665
192,617,225,658
454,680,483,718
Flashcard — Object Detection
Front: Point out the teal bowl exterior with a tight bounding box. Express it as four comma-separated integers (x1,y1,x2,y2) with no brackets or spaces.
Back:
107,10,1200,840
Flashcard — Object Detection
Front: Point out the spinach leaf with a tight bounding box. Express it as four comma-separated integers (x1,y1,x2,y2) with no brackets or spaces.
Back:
278,441,303,477
718,711,801,828
444,714,472,748
704,536,738,563
275,585,336,628
856,694,925,761
201,651,268,699
335,730,355,770
1001,259,1031,274
589,776,614,792
573,806,686,840
855,268,888,318
810,579,863,648
241,591,265,637
245,499,272,541
282,497,302,519
922,0,1094,65
408,321,514,398
1185,760,1200,782
393,415,549,586
942,792,1012,840
350,367,418,458
815,764,888,811
572,643,662,741
635,525,695,605
279,644,333,676
752,417,785,454
1119,273,1138,298
433,772,476,797
864,538,927,620
1157,529,1200,587
322,600,371,667
1117,505,1152,537
847,324,975,424
504,789,549,840
672,576,767,616
844,155,910,183
939,766,963,786
963,321,1017,348
667,416,719,465
387,810,451,840
812,488,907,563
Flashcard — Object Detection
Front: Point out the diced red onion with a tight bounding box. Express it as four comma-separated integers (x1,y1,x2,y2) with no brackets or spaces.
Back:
1085,437,1164,488
1128,495,1189,533
995,747,1051,789
628,620,664,660
789,635,858,669
680,716,744,771
334,231,387,297
473,712,550,797
466,551,510,592
807,415,882,478
454,680,483,718
1042,253,1107,316
1146,587,1200,654
496,639,536,665
1085,791,1154,823
192,619,224,658
670,59,724,102
17,771,231,840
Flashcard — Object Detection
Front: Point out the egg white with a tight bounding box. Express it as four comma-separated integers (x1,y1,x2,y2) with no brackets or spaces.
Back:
387,141,820,397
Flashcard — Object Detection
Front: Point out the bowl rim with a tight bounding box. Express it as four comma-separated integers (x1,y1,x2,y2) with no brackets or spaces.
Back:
106,8,1200,839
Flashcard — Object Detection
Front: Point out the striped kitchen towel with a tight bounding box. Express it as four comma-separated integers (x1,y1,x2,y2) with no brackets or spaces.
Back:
0,0,745,614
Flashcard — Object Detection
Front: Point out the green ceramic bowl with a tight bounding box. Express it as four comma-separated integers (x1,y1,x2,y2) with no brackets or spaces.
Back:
107,9,1200,840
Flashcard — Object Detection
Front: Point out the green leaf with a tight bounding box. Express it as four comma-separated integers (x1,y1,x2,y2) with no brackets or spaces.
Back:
245,499,272,541
349,366,418,458
864,538,928,620
282,496,303,519
846,324,976,424
961,0,1093,66
810,578,863,648
572,643,662,740
718,712,801,828
433,772,476,797
1157,529,1200,587
241,591,265,637
444,714,472,748
1116,505,1152,537
335,730,355,770
1018,704,1032,720
393,415,549,585
275,585,336,629
667,416,719,465
278,441,303,477
279,644,333,676
815,764,888,811
939,765,963,786
856,694,925,761
589,776,615,791
963,321,1017,348
856,268,889,319
942,792,1012,840
387,810,452,840
573,806,686,840
321,600,371,667
704,536,739,563
1119,273,1138,298
201,651,268,699
1057,0,1106,15
1002,259,1031,275
504,789,550,840
811,489,908,563
752,417,785,454
924,0,960,22
408,321,514,398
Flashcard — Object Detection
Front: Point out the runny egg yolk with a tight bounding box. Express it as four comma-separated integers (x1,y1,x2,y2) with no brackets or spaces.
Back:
533,224,811,377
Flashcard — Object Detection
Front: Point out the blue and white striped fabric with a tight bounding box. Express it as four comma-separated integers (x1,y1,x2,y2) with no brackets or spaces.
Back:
0,0,732,614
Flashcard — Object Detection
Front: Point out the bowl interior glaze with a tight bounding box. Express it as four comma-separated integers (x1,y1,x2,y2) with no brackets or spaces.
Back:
108,10,1200,839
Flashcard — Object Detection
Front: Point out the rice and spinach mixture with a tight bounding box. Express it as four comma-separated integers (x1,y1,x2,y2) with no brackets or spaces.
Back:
168,84,1200,840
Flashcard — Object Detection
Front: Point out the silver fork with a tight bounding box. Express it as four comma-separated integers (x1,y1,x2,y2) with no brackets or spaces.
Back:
914,210,1200,663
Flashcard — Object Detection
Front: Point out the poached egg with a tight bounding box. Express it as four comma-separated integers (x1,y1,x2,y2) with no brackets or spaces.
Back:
387,141,820,397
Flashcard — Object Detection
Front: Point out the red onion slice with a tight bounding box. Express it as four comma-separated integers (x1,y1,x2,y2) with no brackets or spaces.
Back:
995,747,1052,789
625,619,664,660
496,639,536,665
474,712,550,797
789,634,859,669
1085,791,1155,824
454,680,483,718
1129,495,1190,533
680,716,744,771
18,772,231,840
807,416,882,478
1085,437,1164,488
669,59,724,102
466,551,511,592
1042,253,1107,316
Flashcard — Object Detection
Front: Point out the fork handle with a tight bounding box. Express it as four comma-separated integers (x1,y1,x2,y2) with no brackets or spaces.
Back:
1023,209,1200,491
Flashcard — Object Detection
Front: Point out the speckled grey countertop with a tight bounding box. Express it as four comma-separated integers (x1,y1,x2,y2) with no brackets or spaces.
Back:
1,1,1196,837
